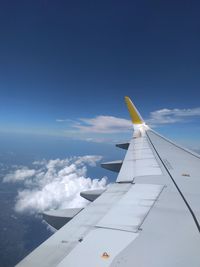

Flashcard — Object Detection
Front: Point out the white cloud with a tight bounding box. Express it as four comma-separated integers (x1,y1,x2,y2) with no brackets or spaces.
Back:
3,155,107,214
71,108,200,134
56,119,72,122
3,167,36,182
74,115,132,133
147,107,200,126
56,107,200,139
84,137,114,143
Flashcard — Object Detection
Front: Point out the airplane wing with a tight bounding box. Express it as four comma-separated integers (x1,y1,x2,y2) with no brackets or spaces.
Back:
16,97,200,267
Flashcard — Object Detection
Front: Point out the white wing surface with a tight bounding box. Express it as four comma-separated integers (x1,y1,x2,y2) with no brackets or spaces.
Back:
16,97,200,267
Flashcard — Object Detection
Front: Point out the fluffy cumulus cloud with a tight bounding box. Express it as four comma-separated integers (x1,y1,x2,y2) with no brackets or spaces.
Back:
3,167,36,182
3,155,107,214
147,107,200,126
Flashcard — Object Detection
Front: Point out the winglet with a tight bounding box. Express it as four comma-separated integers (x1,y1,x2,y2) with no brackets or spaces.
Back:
125,96,144,124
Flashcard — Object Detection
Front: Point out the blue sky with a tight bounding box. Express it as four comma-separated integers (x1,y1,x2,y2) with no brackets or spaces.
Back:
0,1,200,148
1,3,200,265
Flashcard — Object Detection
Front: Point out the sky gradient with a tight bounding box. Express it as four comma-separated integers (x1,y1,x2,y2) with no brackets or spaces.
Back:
0,1,200,148
1,3,200,265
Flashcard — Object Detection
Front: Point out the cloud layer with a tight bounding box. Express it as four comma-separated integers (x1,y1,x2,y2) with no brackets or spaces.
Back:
74,116,133,133
147,107,200,125
56,107,200,139
3,156,107,214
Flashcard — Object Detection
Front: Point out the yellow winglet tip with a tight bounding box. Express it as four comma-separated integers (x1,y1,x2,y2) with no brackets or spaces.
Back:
124,96,143,124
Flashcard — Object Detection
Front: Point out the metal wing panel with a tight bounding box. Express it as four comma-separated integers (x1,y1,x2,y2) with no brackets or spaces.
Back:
96,184,164,232
57,228,138,267
111,182,200,267
146,130,200,226
16,183,131,267
116,136,162,183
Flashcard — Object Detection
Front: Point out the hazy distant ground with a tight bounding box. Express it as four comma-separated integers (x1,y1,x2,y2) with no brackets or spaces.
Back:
0,132,122,267
0,180,52,267
0,152,52,267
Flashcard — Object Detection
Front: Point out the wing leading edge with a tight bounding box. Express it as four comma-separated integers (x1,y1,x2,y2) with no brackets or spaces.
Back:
16,97,200,267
